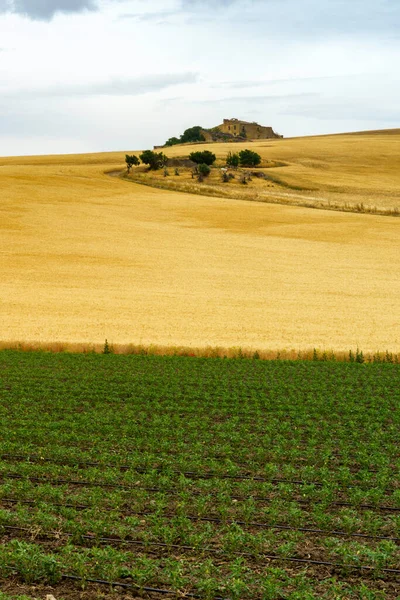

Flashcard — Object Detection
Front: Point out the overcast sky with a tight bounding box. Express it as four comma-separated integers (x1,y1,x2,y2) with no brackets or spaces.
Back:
0,0,399,155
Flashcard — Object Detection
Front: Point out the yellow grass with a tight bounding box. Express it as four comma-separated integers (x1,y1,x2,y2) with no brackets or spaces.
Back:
1,132,400,353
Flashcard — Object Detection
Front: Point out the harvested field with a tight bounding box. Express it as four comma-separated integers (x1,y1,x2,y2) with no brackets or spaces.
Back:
1,132,400,352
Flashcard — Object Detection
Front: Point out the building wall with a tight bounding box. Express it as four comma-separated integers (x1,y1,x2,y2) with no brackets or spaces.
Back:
218,118,279,139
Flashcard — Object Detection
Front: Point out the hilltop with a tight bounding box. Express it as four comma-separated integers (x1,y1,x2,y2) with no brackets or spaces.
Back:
161,118,281,148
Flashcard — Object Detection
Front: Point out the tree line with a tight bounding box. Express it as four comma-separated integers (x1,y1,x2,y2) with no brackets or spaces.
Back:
125,148,261,173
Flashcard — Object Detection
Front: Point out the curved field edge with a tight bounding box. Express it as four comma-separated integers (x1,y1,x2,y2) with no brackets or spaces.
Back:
0,342,398,363
121,170,400,219
119,130,400,217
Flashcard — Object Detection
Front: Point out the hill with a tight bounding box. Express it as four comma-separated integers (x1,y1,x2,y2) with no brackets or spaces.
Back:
1,130,399,353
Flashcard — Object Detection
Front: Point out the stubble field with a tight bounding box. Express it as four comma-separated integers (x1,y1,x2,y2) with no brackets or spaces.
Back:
1,130,400,353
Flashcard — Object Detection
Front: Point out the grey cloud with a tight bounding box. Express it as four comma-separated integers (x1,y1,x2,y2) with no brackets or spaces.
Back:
181,0,400,37
0,0,97,20
3,72,199,98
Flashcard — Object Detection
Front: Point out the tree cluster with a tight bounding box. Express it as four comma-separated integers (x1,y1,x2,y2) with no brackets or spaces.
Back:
165,126,206,147
226,149,261,168
125,150,169,172
139,150,168,170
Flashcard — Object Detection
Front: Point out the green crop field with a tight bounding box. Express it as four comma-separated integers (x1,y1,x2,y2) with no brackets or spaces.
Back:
0,351,399,599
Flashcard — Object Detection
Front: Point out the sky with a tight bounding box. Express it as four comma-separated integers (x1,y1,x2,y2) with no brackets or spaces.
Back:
0,0,399,155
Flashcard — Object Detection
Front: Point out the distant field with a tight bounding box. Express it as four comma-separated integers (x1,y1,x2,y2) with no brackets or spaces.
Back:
0,351,399,599
1,131,400,352
155,130,400,214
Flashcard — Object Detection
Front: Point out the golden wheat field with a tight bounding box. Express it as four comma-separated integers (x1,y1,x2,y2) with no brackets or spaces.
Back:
1,131,399,354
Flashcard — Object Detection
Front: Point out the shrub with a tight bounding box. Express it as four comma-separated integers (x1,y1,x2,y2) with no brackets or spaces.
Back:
198,163,211,177
189,150,216,165
238,149,261,167
226,151,239,168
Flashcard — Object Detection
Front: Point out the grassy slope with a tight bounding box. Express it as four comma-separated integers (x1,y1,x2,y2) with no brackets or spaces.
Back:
1,132,400,352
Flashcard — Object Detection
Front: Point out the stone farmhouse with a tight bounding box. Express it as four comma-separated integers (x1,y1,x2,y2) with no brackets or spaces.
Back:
217,118,281,139
156,118,282,149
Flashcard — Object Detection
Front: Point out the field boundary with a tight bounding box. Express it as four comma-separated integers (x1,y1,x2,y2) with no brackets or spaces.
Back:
0,340,398,363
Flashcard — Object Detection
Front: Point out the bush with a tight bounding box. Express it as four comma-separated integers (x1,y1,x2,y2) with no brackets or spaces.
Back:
238,149,261,167
139,150,167,170
189,150,216,166
226,151,239,168
198,163,211,177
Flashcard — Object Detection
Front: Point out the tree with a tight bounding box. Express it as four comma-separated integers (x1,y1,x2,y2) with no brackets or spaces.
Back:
165,137,180,147
164,126,206,147
189,150,216,165
125,154,140,173
238,149,261,167
139,150,167,170
180,126,205,144
226,151,239,168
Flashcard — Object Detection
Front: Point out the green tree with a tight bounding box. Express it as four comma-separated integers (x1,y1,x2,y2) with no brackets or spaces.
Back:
165,137,180,147
189,150,216,165
226,151,239,168
180,126,205,144
238,149,261,167
139,150,167,170
125,154,140,173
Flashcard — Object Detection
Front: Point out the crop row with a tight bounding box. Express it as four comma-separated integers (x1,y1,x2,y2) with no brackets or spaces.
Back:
0,350,399,598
